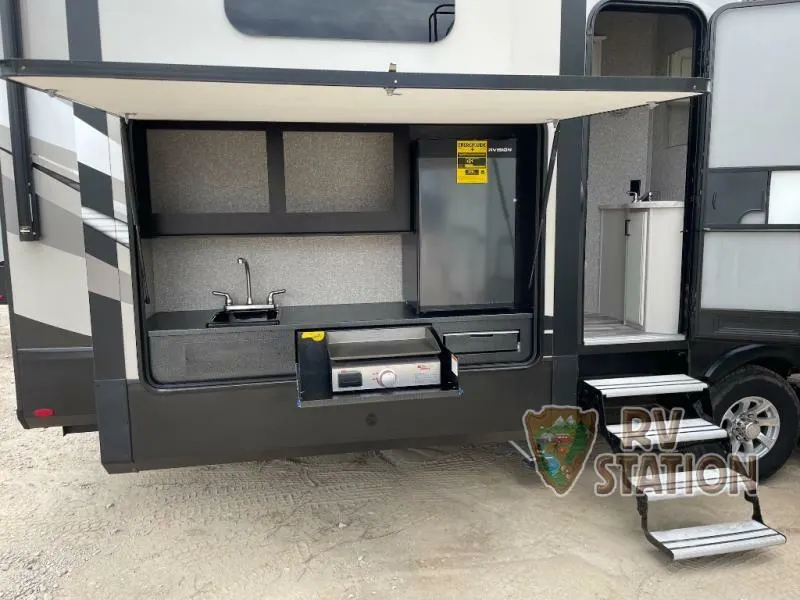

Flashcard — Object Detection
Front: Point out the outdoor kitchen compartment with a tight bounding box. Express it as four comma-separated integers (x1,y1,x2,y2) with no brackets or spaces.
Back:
405,138,519,313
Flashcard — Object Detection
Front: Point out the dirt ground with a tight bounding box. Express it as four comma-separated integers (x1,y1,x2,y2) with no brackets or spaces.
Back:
1,308,799,600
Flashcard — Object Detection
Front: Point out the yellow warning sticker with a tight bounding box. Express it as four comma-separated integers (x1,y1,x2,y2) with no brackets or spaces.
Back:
301,331,326,342
456,140,488,184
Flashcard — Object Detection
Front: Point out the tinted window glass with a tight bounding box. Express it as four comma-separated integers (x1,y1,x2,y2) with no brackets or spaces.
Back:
225,0,455,43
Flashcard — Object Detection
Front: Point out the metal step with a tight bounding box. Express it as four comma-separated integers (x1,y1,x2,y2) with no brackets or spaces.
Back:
631,468,755,501
607,417,728,447
584,374,707,398
649,520,786,560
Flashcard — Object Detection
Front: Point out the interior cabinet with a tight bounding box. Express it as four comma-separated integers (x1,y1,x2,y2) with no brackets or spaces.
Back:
623,210,647,326
598,202,684,333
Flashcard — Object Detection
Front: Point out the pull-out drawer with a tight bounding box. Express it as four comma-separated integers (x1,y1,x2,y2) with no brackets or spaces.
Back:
443,330,520,354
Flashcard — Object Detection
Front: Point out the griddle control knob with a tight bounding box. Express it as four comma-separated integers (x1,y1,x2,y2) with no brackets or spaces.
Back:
378,369,397,388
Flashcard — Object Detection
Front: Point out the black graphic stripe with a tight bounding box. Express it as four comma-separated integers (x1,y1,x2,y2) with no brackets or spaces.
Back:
77,162,115,218
65,0,102,62
83,223,118,268
74,104,108,135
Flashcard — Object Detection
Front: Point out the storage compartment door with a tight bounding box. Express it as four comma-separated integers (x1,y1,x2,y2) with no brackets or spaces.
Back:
695,1,800,341
623,211,646,328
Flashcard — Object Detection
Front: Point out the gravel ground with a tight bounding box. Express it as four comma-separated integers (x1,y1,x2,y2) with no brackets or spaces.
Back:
1,306,799,600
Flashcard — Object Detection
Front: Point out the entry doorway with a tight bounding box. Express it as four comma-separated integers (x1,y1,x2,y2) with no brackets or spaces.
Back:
583,7,700,346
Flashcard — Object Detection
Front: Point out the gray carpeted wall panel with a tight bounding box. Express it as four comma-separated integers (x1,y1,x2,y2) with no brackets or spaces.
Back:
147,129,270,213
150,235,403,312
284,131,394,212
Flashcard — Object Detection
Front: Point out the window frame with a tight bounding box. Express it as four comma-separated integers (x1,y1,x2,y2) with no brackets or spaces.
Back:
223,0,456,44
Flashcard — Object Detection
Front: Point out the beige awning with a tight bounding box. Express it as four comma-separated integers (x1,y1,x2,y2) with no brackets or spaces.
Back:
6,64,705,123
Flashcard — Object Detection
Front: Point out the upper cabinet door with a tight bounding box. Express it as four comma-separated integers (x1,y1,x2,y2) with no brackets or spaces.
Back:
694,1,800,342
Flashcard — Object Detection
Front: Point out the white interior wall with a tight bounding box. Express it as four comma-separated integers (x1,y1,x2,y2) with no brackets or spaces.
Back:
649,15,694,204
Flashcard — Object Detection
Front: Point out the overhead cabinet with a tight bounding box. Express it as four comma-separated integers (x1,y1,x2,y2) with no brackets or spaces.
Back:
134,124,411,236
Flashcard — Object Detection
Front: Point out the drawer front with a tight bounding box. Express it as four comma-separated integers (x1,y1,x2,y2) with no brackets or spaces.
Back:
443,330,520,354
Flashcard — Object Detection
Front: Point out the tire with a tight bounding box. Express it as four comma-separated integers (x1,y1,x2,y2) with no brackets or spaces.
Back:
710,365,800,480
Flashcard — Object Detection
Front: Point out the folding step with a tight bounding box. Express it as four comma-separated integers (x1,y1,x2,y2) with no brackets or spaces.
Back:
633,468,786,560
584,374,707,398
631,468,755,501
607,417,728,447
648,520,786,560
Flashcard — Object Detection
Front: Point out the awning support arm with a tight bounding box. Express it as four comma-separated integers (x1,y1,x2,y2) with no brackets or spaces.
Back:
528,120,561,289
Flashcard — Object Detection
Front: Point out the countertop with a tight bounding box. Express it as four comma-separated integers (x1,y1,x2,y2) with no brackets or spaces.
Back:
146,302,533,337
598,201,684,211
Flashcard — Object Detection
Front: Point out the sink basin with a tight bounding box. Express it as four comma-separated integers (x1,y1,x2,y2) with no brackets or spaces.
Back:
206,309,279,328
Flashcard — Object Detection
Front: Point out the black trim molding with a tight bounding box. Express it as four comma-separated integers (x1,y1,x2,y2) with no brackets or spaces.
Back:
696,310,800,342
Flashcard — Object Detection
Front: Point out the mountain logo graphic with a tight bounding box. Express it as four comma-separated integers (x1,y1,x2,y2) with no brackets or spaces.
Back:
522,406,599,496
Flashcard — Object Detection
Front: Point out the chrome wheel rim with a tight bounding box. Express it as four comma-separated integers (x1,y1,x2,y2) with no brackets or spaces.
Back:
720,396,781,459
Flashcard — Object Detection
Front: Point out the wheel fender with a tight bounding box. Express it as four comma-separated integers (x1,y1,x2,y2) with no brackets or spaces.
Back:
703,344,800,384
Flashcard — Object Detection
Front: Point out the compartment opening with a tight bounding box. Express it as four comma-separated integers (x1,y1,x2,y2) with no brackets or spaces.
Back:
132,122,543,388
583,5,703,346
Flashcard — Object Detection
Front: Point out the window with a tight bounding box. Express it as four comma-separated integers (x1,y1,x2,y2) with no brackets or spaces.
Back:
224,0,456,43
704,169,800,226
767,171,800,224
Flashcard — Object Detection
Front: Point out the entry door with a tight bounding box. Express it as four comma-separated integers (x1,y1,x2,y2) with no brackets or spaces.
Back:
694,1,800,342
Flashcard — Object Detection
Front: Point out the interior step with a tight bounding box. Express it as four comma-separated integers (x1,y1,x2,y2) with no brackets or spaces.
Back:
631,468,755,501
607,417,728,447
584,374,707,398
649,520,786,560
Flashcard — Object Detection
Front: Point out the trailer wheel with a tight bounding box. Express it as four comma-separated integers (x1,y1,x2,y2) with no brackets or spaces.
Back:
710,365,800,480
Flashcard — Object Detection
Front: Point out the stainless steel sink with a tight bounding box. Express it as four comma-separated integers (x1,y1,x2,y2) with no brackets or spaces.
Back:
206,309,279,328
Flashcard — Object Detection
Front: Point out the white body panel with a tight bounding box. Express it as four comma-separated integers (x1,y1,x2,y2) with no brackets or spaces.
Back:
97,0,561,76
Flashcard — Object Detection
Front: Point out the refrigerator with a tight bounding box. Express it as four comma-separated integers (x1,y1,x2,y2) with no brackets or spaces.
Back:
405,138,518,313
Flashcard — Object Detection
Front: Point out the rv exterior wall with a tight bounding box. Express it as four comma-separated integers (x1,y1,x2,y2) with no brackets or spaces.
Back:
709,3,800,168
701,232,800,313
94,0,561,76
18,0,69,59
0,96,90,337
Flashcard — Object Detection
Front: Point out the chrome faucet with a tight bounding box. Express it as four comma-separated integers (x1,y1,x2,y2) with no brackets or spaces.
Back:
211,257,287,313
237,257,253,305
266,289,286,310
